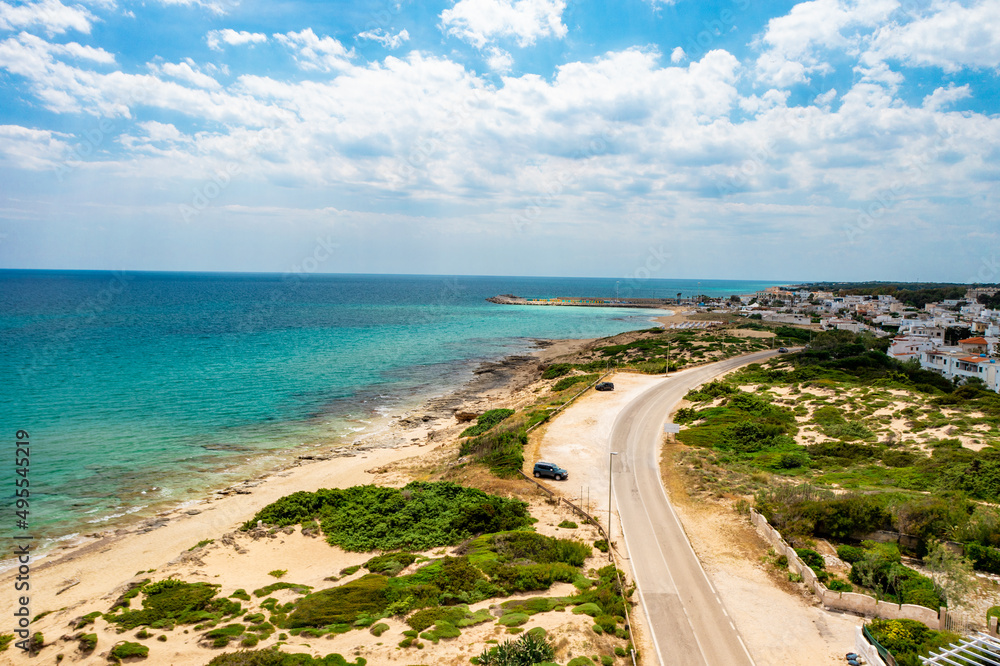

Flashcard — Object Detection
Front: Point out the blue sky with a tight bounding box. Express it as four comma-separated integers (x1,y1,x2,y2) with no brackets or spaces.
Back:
0,0,998,281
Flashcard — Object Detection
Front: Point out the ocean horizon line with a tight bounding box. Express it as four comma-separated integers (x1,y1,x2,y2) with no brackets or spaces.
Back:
0,267,798,284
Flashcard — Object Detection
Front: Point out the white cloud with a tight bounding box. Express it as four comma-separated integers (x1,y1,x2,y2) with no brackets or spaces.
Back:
0,0,95,35
670,46,686,63
864,0,1000,72
273,28,353,72
754,0,898,85
485,45,512,72
149,58,220,89
0,123,70,169
440,0,567,48
2,23,998,272
206,28,266,51
155,0,232,16
922,83,971,111
356,27,409,49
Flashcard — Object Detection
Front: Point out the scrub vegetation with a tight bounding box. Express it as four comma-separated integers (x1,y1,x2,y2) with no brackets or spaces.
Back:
672,329,1000,615
76,482,634,664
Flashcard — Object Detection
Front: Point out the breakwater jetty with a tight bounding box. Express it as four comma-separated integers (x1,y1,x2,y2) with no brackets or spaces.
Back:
487,294,672,308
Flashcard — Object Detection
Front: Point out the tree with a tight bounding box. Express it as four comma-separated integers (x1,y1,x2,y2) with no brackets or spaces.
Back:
924,540,975,610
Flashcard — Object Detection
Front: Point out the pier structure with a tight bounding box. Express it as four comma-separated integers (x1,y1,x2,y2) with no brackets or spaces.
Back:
487,294,673,308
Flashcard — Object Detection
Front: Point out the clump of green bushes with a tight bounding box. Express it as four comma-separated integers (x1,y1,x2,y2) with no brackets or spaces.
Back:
206,648,367,665
461,409,516,437
848,542,943,609
552,374,598,392
104,579,241,630
866,618,958,666
242,481,532,551
475,632,554,665
109,641,149,662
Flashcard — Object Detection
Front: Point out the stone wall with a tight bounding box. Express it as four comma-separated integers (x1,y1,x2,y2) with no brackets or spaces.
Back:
749,509,944,629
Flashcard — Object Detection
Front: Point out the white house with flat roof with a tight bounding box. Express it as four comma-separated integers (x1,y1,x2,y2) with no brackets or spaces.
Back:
889,335,939,361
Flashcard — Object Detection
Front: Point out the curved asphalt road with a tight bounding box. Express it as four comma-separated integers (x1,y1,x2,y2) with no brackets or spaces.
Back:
610,349,786,666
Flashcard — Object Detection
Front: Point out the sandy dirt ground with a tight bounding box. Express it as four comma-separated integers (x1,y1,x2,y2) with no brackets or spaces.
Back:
525,372,665,515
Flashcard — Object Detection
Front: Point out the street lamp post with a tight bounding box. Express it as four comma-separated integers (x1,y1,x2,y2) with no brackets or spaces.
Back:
608,451,619,562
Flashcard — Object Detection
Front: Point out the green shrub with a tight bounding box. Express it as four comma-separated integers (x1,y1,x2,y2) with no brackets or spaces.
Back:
795,548,825,572
244,481,532,551
109,641,149,662
593,539,608,553
78,633,98,652
461,429,529,477
566,658,596,666
369,622,389,637
0,634,11,652
987,606,1000,625
866,619,959,666
837,545,865,564
253,582,311,598
572,603,601,617
498,613,529,627
75,611,102,629
105,580,229,630
205,623,246,648
558,520,578,529
966,542,1000,574
542,364,574,379
205,648,367,665
230,590,251,601
489,532,591,567
461,409,516,437
476,632,555,666
268,570,287,579
827,579,853,593
364,553,417,577
287,575,389,628
552,375,598,392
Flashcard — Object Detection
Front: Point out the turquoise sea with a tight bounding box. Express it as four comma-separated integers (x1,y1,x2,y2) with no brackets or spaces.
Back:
0,272,783,549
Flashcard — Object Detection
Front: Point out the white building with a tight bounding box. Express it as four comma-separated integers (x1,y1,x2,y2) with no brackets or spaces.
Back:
889,335,939,361
921,349,1000,391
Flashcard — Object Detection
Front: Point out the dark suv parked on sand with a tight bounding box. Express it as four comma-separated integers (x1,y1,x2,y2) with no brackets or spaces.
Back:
533,461,568,480
595,382,614,391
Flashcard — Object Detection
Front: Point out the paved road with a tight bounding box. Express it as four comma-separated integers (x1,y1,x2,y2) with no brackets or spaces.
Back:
610,350,784,666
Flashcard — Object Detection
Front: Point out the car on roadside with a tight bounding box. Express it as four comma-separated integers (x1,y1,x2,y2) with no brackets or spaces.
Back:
777,347,789,353
595,382,614,391
533,461,568,480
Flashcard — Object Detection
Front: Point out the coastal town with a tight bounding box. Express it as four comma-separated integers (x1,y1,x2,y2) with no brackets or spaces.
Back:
494,284,1000,395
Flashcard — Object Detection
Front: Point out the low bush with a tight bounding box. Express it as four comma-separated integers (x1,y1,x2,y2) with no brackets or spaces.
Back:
105,580,235,630
461,409,516,437
476,632,555,666
795,548,825,573
206,648,367,665
966,542,1000,574
867,619,959,666
253,582,311,598
552,375,598,392
243,482,532,552
837,545,865,564
109,641,149,662
364,553,418,577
